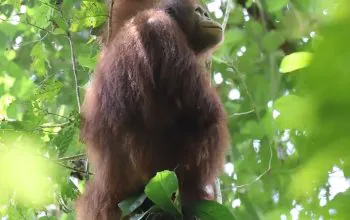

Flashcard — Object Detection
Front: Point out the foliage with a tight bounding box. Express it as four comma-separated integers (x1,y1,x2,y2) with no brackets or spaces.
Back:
1,0,350,219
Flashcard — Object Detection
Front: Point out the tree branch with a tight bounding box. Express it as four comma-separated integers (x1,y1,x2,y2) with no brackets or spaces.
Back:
45,112,73,121
57,7,89,179
39,122,70,128
54,161,93,175
230,63,261,121
57,8,81,113
67,35,82,113
235,142,273,189
230,109,255,117
0,18,56,35
107,0,114,45
222,0,233,31
214,178,223,204
57,153,86,161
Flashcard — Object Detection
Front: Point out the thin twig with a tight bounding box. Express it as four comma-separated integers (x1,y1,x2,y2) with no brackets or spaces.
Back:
254,0,268,31
37,0,60,11
235,142,273,189
212,55,274,190
58,7,87,178
40,130,59,134
40,121,70,128
254,0,280,99
57,8,81,113
18,32,48,47
222,0,233,31
210,1,232,88
67,35,82,113
58,8,81,112
0,17,55,34
45,112,73,121
107,0,114,44
288,2,304,26
74,14,108,19
230,109,255,117
57,153,86,161
84,159,90,180
0,147,92,175
230,63,261,121
214,178,222,204
53,161,93,175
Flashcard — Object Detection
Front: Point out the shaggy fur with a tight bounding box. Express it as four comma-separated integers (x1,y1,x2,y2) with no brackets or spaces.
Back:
76,1,229,219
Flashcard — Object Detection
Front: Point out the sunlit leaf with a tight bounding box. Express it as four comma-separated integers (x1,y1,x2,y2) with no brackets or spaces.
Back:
30,43,48,76
27,4,53,28
4,49,16,61
144,170,181,216
0,132,58,206
279,52,313,73
70,1,106,32
78,55,97,69
52,124,78,157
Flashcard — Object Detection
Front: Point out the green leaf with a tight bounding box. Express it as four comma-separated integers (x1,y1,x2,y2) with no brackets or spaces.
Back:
118,193,147,218
34,79,63,102
245,0,253,8
266,0,289,13
52,124,77,157
246,20,264,37
191,200,236,220
224,28,245,47
59,177,80,203
30,43,48,76
3,61,24,78
52,14,68,31
10,76,35,100
78,55,97,69
262,31,285,52
0,31,9,51
327,190,350,218
279,52,313,73
144,170,181,215
27,4,53,28
5,0,20,9
4,49,16,61
0,4,14,17
274,95,315,131
241,120,265,139
61,0,75,17
0,22,18,38
70,1,106,32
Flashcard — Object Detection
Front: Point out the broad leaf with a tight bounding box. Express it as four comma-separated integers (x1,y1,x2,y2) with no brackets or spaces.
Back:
144,170,181,216
191,200,236,220
118,193,147,218
279,52,313,73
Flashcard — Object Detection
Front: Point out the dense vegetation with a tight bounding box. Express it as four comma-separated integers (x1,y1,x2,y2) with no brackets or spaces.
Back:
1,0,350,219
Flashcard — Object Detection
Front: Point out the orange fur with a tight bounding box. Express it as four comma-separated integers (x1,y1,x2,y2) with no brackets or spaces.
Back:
76,1,229,219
